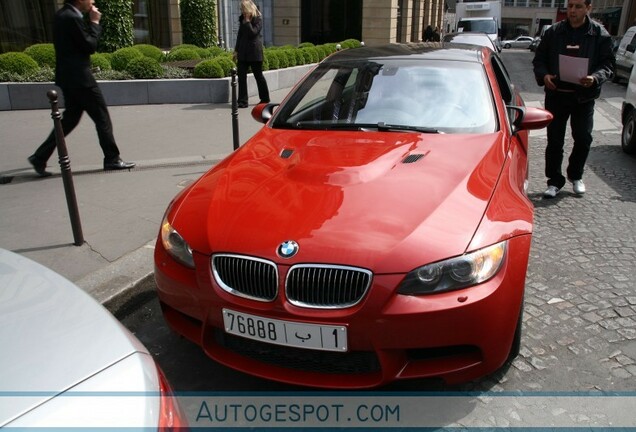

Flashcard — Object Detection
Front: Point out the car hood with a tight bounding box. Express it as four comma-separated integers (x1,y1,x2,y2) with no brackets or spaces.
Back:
173,128,506,273
0,249,148,426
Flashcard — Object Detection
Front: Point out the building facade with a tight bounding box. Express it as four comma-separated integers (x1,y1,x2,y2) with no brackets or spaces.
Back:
1,0,633,54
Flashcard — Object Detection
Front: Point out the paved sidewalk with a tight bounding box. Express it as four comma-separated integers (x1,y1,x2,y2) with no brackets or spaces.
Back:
0,87,292,310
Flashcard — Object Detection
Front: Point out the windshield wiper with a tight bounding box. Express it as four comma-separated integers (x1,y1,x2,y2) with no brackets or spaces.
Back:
294,121,439,133
377,122,439,133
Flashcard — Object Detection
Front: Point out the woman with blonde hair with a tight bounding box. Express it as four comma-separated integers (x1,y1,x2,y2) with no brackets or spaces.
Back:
233,0,270,108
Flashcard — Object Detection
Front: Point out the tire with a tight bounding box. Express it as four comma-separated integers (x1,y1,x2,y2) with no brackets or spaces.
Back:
622,110,636,155
504,43,511,49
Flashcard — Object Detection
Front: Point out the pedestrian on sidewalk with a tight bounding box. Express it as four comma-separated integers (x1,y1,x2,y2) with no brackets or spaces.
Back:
532,0,614,198
28,0,135,177
424,25,434,42
233,0,270,108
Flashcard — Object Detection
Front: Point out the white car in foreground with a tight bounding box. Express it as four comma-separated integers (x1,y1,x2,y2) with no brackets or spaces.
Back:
0,249,187,429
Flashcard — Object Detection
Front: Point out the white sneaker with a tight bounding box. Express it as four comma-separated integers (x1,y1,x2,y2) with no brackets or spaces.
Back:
572,179,586,195
543,185,561,198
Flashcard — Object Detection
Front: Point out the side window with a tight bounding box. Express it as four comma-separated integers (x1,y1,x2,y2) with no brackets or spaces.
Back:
491,55,514,105
490,54,519,130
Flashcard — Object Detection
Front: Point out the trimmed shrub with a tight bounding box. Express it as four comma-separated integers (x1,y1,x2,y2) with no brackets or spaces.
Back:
180,0,217,48
134,44,164,61
91,53,112,71
0,52,39,75
110,46,144,71
275,50,289,68
215,55,235,76
280,49,297,67
293,49,305,66
323,43,338,54
206,46,225,57
169,44,199,52
315,45,331,60
195,47,212,59
165,48,201,62
297,42,315,48
125,56,163,79
264,50,279,70
340,39,361,49
24,43,56,68
300,47,319,64
193,59,224,78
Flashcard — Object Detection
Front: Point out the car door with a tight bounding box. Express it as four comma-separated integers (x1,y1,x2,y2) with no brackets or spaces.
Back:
616,27,636,79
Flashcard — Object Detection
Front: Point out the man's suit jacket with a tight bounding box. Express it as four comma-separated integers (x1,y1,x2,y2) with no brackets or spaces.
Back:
54,4,102,89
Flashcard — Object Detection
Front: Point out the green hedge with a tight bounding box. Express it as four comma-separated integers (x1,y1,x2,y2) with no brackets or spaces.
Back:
1,39,361,82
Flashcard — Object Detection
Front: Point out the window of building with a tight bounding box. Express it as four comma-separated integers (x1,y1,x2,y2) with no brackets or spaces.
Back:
133,0,170,48
0,0,55,53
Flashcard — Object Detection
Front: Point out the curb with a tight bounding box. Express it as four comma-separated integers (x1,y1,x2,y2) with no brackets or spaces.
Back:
76,241,156,313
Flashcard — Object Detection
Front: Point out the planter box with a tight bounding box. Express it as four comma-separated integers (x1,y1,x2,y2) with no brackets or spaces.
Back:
0,64,315,111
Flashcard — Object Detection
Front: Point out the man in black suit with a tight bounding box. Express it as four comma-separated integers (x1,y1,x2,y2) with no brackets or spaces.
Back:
28,0,135,176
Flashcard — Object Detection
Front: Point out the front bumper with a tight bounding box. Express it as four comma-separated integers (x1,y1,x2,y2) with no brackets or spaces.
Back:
154,235,530,389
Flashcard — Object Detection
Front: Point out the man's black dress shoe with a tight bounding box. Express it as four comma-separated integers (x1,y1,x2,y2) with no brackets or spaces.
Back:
237,102,248,108
28,155,52,177
104,158,136,171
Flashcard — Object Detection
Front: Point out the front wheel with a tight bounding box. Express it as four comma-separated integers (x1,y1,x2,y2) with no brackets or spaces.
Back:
504,43,511,49
622,110,636,155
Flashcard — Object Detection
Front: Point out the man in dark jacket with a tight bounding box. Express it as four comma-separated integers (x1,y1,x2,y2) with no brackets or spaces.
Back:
28,0,134,176
532,0,614,198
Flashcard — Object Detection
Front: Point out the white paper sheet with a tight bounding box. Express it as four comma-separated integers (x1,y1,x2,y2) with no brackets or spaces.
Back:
558,54,589,84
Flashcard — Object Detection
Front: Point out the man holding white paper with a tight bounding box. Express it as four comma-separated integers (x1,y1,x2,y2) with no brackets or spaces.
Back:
532,0,614,198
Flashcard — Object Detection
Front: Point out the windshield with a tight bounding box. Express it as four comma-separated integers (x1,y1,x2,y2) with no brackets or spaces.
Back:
271,58,496,134
458,20,497,34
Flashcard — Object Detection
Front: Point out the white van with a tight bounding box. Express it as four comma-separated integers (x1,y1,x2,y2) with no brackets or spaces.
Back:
614,25,636,83
457,17,501,51
621,65,636,154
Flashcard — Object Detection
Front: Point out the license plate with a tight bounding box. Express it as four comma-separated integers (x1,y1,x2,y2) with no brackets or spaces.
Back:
222,308,347,352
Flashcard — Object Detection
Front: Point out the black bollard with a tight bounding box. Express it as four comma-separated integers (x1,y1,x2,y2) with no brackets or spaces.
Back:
48,90,84,246
231,68,240,150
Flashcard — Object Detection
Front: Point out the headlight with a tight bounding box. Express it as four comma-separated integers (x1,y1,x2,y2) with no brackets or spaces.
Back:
397,241,507,295
160,217,194,268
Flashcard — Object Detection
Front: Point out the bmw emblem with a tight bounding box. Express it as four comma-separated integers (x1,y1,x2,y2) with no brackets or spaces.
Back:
277,240,299,258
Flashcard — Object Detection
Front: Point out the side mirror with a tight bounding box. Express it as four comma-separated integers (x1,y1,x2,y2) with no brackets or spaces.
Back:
251,102,279,124
508,105,553,132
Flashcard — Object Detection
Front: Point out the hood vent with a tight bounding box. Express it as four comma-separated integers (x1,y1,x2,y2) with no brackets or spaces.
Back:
280,149,294,159
402,153,425,164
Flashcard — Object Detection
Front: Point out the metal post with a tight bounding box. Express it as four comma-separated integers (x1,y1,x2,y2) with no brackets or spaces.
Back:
48,90,84,246
231,68,240,150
